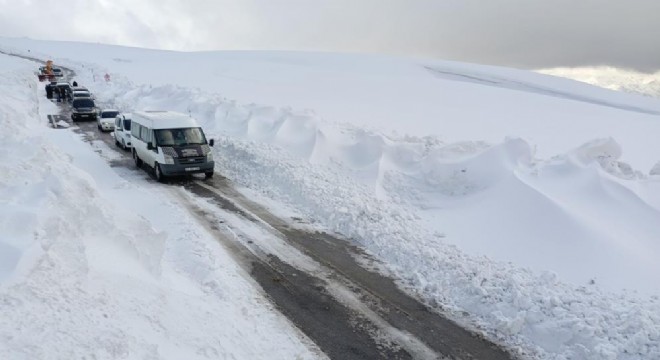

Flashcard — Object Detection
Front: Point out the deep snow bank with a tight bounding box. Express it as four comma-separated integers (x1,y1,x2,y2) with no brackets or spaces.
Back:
3,37,660,169
68,57,660,359
2,39,660,359
539,66,660,99
0,54,320,359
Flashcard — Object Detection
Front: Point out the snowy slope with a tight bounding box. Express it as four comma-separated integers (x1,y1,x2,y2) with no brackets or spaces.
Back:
0,53,321,360
539,66,660,99
2,38,660,359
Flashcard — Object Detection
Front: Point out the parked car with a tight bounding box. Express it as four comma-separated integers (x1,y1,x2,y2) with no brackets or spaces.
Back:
52,68,63,77
113,113,132,149
71,98,98,121
71,90,92,101
97,109,119,132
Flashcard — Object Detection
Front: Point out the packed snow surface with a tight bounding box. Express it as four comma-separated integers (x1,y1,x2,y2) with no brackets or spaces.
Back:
2,38,660,359
539,66,660,99
0,52,321,360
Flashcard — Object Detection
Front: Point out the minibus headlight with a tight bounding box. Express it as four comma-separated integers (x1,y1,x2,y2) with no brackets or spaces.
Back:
164,154,175,165
206,152,213,162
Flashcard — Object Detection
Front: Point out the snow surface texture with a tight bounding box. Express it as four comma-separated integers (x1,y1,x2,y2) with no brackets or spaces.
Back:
539,66,660,99
0,54,321,359
2,38,660,359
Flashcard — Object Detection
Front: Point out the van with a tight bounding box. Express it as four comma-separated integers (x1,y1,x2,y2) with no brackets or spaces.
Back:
113,113,132,149
130,110,215,181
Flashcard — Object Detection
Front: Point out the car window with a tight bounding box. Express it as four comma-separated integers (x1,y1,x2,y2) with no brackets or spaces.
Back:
73,99,95,108
101,111,119,118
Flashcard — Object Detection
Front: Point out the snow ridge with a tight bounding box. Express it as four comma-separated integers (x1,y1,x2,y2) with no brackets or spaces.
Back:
78,66,660,359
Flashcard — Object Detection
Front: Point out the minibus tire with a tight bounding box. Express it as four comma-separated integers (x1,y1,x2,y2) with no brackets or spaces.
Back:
155,164,165,183
133,150,143,167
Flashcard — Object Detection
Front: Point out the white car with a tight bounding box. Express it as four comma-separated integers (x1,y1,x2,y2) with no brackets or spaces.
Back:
97,109,119,132
113,113,132,149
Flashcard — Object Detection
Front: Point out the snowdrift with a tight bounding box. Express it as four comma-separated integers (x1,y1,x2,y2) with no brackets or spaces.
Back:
0,53,319,360
2,38,660,359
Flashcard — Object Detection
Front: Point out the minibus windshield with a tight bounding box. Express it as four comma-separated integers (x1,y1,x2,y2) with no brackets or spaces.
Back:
155,127,206,146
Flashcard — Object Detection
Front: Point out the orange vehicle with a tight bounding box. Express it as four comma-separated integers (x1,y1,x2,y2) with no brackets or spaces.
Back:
38,60,58,81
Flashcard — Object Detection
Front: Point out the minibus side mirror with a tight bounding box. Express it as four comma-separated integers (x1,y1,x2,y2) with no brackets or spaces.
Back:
209,139,215,147
147,142,154,150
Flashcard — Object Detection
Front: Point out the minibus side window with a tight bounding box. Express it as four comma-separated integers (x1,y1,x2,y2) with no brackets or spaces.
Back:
140,126,150,142
131,124,140,138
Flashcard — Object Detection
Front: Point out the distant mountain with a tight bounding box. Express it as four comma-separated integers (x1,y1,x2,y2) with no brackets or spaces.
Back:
538,66,660,99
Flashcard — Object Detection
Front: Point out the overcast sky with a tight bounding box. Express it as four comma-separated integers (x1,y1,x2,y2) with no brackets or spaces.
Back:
1,0,658,72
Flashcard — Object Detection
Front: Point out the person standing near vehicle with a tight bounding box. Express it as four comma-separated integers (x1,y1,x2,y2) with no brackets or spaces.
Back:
72,81,78,87
45,83,53,99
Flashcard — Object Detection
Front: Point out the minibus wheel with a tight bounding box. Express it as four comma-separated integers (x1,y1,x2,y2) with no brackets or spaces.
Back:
155,164,165,183
133,150,143,167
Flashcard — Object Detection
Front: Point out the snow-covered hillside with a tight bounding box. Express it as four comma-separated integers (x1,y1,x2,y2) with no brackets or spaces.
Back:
1,37,660,359
0,52,321,360
539,66,660,99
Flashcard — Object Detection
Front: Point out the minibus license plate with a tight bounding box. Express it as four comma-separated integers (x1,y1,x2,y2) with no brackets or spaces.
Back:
185,167,200,171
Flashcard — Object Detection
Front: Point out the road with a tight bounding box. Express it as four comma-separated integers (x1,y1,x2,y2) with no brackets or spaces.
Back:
26,53,517,360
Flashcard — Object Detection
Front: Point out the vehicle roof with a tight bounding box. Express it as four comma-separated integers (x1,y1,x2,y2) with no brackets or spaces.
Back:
101,109,119,113
133,110,200,129
119,113,133,120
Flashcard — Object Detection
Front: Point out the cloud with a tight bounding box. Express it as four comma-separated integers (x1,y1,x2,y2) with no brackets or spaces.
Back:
1,0,659,72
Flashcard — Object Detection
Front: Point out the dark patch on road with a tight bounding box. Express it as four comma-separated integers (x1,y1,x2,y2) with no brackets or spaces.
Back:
184,204,413,360
252,255,412,360
186,181,514,360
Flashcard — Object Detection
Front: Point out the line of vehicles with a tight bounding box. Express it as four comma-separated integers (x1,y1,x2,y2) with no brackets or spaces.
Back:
45,80,99,121
41,66,215,181
100,110,216,181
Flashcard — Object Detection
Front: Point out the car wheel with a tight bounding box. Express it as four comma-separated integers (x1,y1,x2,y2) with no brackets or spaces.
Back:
205,171,214,179
155,164,165,183
115,138,120,147
98,124,102,131
133,150,143,167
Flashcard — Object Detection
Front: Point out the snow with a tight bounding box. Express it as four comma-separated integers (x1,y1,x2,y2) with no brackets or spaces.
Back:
538,66,660,99
0,52,321,359
2,37,660,359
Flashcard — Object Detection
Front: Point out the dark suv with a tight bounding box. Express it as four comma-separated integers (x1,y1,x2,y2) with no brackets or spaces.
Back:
71,98,98,121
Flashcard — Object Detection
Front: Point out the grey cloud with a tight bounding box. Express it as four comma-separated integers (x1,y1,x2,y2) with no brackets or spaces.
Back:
1,0,659,72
